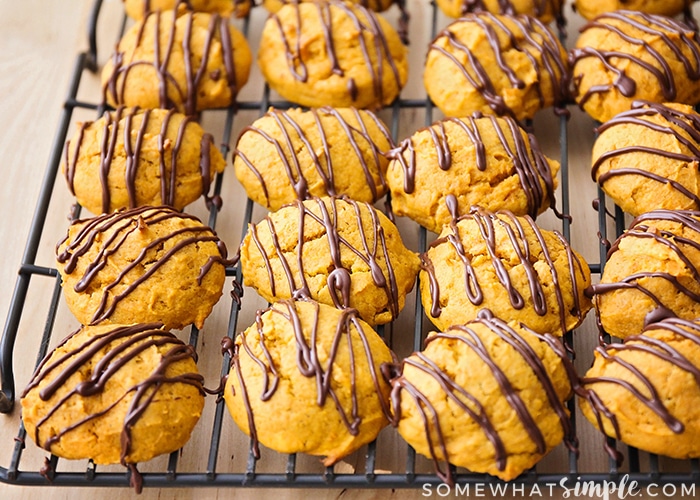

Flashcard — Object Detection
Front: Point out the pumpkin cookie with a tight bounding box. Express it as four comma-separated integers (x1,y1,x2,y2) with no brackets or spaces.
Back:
21,323,205,465
223,299,393,464
257,0,408,109
102,8,252,115
233,107,394,211
591,101,700,217
420,206,592,335
570,10,700,123
591,210,700,339
56,206,229,330
64,107,226,215
435,0,563,24
573,0,693,21
386,310,575,482
580,317,700,460
123,0,251,19
386,112,559,233
239,196,420,326
425,12,568,121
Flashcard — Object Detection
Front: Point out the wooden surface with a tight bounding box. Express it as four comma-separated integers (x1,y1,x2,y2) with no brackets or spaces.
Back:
0,1,697,499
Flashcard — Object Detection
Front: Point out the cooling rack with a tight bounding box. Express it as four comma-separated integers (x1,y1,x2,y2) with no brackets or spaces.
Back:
1,0,699,492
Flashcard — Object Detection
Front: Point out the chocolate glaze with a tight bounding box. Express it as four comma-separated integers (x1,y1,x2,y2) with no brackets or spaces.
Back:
570,11,700,110
248,196,404,322
22,323,204,467
56,206,232,325
458,0,564,28
65,107,219,213
385,309,577,485
104,9,239,115
229,298,391,459
387,112,557,218
234,107,393,205
429,12,568,118
422,205,588,334
580,317,700,455
592,101,700,209
590,210,700,329
271,0,403,105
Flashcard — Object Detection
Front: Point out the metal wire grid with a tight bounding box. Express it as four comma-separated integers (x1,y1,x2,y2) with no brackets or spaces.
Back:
1,0,699,490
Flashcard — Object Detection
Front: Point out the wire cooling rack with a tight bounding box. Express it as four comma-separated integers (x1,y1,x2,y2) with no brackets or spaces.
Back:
1,0,699,491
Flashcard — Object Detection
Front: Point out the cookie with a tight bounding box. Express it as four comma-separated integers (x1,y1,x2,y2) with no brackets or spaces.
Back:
233,106,394,212
223,298,393,464
257,0,408,109
591,210,700,339
102,8,252,115
579,317,700,460
386,310,575,482
262,0,394,13
573,0,693,21
21,323,205,465
64,106,226,215
591,101,700,217
420,205,592,335
570,10,700,123
239,196,420,326
424,12,568,121
386,112,560,233
123,0,251,19
435,0,563,23
56,206,230,330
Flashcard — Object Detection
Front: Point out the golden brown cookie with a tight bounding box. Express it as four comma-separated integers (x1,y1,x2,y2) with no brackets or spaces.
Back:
591,210,700,339
123,0,251,19
56,206,230,330
263,0,394,13
21,323,205,465
102,8,252,115
424,13,568,121
579,317,700,460
435,0,563,23
257,0,408,109
591,101,700,217
64,107,226,215
239,196,420,326
233,107,394,212
420,206,592,335
386,112,560,233
574,0,693,21
570,10,700,124
386,310,575,482
223,299,393,464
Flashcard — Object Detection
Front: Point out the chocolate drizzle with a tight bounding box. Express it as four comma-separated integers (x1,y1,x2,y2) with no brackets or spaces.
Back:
234,107,393,207
590,210,700,330
65,107,220,213
429,12,568,118
22,323,205,467
56,206,233,325
570,11,700,109
385,309,577,485
580,317,700,455
230,299,392,460
457,0,564,27
271,0,404,105
103,9,239,115
422,206,588,334
387,112,557,218
592,101,700,209
246,196,406,324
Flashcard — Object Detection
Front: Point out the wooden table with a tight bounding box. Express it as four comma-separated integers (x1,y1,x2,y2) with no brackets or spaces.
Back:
1,1,697,499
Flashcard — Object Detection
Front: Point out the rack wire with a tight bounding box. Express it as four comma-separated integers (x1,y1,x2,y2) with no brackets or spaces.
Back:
1,0,699,491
